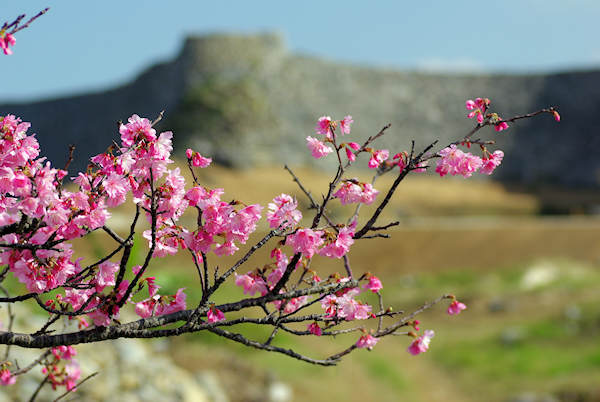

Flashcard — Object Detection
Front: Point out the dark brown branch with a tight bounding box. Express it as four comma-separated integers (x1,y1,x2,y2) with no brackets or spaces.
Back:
207,326,339,366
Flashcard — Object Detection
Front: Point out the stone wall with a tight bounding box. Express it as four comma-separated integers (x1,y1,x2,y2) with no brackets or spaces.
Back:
1,33,597,188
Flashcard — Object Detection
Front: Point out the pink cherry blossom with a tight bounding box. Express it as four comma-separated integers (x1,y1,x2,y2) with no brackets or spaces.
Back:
102,172,130,207
368,149,389,169
467,109,484,124
494,120,509,131
0,33,16,55
64,362,81,391
466,98,488,123
407,330,435,355
286,228,324,258
479,150,504,175
235,272,268,296
315,116,333,137
345,147,356,162
320,294,338,318
363,274,383,293
119,114,156,147
340,115,354,135
307,322,322,336
207,305,226,323
318,225,355,259
186,148,212,168
52,345,77,361
337,288,372,321
93,260,119,291
306,136,333,159
360,183,380,204
267,253,288,285
447,300,467,315
436,145,483,178
160,287,187,315
553,111,561,122
272,294,309,314
0,368,16,386
213,241,239,257
356,333,379,350
333,179,379,206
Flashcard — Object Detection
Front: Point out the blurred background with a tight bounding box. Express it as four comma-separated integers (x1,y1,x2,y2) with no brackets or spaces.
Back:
1,1,600,401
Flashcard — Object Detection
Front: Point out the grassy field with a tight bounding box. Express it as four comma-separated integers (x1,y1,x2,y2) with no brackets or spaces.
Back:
40,165,600,401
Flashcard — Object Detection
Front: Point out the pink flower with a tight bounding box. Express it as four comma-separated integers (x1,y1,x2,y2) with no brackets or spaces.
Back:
160,287,187,315
213,241,239,257
64,362,81,391
306,136,333,159
333,180,379,206
360,183,380,205
447,300,467,315
337,288,372,321
363,275,383,293
318,225,355,259
466,98,488,123
467,109,484,124
272,295,309,314
0,368,16,386
207,305,226,323
93,260,119,291
356,333,379,350
494,120,509,131
320,294,338,318
307,322,322,336
553,111,561,122
0,33,16,55
368,149,389,169
479,150,504,175
286,228,324,258
459,152,483,178
102,172,130,207
315,116,333,138
407,330,435,355
119,114,156,147
436,145,483,178
235,272,268,296
413,160,428,173
52,345,77,361
345,147,356,162
267,194,302,228
186,148,212,168
340,115,354,135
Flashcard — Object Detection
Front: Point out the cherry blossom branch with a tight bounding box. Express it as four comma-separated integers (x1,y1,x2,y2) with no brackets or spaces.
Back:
354,141,436,239
51,372,98,402
207,326,339,366
12,350,51,376
3,8,49,34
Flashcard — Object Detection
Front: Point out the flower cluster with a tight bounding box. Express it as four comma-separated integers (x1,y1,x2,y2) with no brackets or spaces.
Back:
333,179,380,205
435,145,504,178
0,31,16,55
0,113,239,330
42,346,81,392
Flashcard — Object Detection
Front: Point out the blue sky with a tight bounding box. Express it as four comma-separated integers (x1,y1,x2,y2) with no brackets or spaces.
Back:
2,1,599,102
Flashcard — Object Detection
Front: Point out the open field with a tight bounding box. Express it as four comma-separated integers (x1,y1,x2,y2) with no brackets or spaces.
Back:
37,165,600,401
